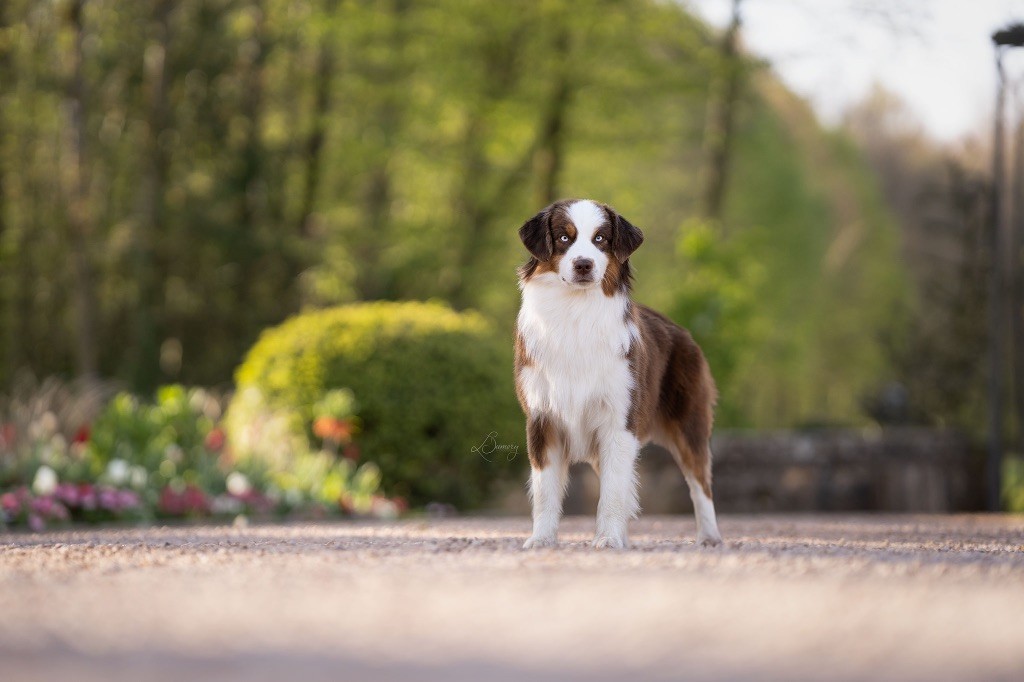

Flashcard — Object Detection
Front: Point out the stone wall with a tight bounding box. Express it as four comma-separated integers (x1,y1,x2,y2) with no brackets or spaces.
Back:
558,428,980,515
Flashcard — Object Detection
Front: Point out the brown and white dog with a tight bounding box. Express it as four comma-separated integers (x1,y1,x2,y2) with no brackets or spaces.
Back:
514,199,722,549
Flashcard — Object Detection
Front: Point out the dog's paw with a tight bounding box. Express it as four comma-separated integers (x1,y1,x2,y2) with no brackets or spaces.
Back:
523,535,557,550
592,535,629,550
697,533,723,548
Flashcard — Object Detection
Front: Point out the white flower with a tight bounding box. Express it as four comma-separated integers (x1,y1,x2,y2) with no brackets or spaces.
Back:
106,459,130,486
130,466,148,489
50,434,68,455
32,465,58,496
226,472,251,497
164,444,184,464
211,494,243,515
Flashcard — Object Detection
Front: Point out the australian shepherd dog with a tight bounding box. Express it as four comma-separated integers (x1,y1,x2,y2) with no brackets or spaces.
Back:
514,199,722,549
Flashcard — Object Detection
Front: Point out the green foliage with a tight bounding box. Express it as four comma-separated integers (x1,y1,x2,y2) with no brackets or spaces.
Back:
87,384,388,516
88,386,223,494
1004,458,1024,513
313,389,356,421
691,84,903,427
0,381,395,529
223,384,385,512
0,0,909,431
230,301,523,509
669,220,765,426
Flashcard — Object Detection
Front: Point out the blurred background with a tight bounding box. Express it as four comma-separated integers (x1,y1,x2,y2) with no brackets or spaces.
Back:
2,0,1024,526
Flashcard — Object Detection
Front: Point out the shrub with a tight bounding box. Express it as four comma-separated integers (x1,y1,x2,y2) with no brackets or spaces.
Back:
229,301,524,509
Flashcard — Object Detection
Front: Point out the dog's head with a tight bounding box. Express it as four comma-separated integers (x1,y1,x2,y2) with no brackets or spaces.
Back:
518,199,644,295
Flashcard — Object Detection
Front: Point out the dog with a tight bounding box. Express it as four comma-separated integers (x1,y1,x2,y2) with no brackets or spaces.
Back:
514,199,722,549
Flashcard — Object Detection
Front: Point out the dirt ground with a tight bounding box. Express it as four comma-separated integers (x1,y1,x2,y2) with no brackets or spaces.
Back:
2,514,1023,681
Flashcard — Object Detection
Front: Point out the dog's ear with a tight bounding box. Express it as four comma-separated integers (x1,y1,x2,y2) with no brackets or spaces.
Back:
519,209,553,261
610,210,644,263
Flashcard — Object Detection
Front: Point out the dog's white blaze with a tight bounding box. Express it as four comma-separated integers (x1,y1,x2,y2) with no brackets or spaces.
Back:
518,271,638,548
560,200,610,285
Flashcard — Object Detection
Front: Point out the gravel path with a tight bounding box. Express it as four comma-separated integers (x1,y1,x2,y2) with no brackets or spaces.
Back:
2,514,1024,681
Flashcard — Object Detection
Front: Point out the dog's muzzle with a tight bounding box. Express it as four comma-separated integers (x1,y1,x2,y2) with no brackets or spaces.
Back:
572,258,595,283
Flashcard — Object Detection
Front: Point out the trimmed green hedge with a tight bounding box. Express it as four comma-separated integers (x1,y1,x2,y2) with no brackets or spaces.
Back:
230,301,524,509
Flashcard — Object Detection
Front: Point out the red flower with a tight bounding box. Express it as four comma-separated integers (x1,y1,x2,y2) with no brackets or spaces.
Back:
77,483,96,510
72,425,91,445
204,428,225,452
159,484,210,516
0,423,15,448
0,492,20,514
313,417,351,443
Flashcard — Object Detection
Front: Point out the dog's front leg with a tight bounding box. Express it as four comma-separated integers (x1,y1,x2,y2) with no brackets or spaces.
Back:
594,430,640,549
524,453,567,549
523,414,567,549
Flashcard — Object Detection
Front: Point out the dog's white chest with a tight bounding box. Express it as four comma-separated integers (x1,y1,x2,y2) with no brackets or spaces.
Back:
517,283,636,457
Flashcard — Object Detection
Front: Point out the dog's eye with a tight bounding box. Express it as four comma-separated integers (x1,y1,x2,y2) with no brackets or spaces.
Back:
594,235,604,243
559,235,569,243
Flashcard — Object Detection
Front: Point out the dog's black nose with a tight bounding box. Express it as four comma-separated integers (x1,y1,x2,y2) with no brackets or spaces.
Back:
573,258,594,275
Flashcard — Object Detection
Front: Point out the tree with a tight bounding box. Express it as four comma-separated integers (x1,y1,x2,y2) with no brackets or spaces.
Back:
700,0,744,223
62,0,99,379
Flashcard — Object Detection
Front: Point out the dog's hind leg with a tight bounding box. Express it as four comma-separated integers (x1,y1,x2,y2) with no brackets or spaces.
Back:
668,429,723,547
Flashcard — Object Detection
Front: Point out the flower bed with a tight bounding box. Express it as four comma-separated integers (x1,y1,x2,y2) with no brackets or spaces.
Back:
0,380,404,531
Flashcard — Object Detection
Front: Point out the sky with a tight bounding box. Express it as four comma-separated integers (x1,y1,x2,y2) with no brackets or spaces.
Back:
685,0,1024,142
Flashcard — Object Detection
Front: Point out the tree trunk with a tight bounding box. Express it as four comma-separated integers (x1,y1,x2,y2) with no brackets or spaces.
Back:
296,27,335,241
446,20,534,309
0,0,9,380
63,0,99,379
292,8,338,306
130,0,172,391
533,26,573,208
700,0,744,224
353,0,409,301
1011,118,1024,453
232,0,268,340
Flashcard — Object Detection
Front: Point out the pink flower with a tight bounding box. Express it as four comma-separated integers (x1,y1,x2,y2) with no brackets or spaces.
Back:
31,497,54,516
27,514,45,532
98,488,119,511
55,483,80,506
1,492,20,514
116,489,140,510
52,502,69,521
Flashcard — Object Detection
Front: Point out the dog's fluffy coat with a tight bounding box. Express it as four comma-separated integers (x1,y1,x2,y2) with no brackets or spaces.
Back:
514,199,722,549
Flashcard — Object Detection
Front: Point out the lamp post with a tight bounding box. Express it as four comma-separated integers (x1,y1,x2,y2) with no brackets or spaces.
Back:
989,24,1024,511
